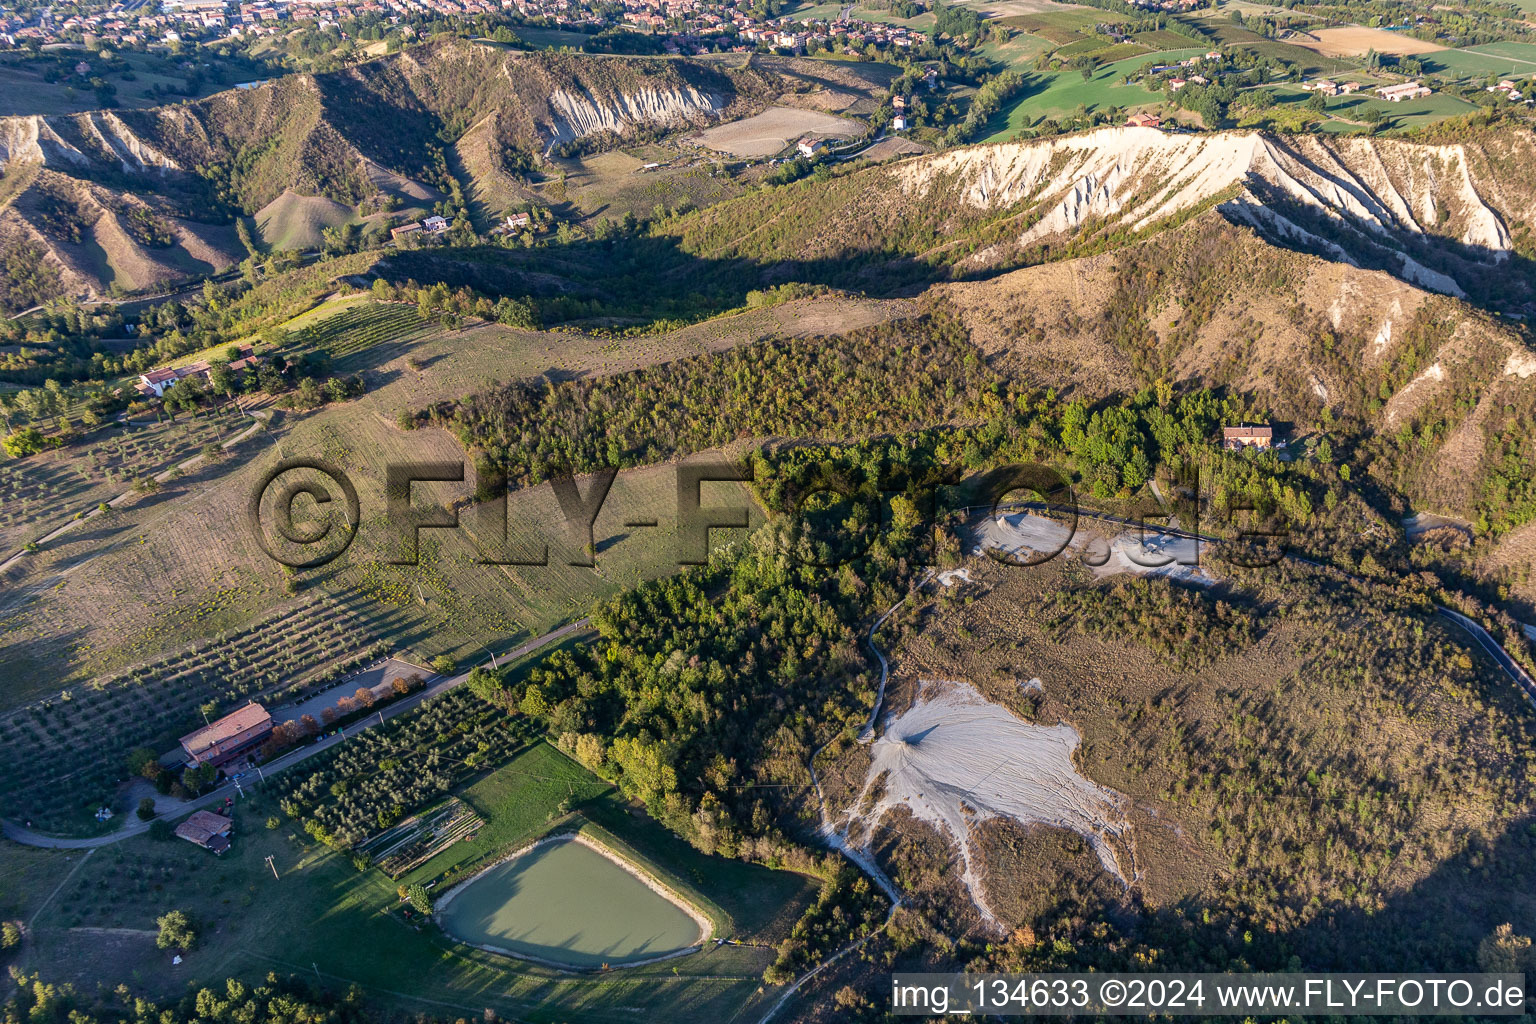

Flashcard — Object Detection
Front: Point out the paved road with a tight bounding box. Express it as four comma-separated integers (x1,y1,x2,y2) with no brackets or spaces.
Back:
1,617,591,849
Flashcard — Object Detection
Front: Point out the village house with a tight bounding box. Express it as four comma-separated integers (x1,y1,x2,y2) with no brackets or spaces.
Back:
422,214,449,233
1376,81,1431,102
1168,77,1187,91
134,344,256,397
1126,112,1162,128
891,114,908,131
1303,79,1340,97
796,137,828,159
504,211,531,230
174,810,233,854
179,702,273,768
135,361,208,397
391,221,423,242
1222,425,1275,450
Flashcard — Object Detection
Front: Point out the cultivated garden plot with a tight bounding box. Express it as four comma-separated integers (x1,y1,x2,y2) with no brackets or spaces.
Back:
358,798,485,878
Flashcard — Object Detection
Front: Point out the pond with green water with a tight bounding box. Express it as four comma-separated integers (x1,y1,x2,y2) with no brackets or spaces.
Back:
435,835,707,968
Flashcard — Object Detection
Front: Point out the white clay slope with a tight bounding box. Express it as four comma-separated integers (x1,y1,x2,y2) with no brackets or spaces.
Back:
546,84,726,152
895,126,1513,296
842,680,1133,928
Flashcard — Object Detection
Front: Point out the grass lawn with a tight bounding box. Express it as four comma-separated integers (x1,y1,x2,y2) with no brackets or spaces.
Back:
981,47,1206,140
784,0,846,18
853,5,936,29
0,842,82,925
1233,83,1480,133
515,26,595,49
397,742,613,887
1423,43,1536,79
1326,89,1479,130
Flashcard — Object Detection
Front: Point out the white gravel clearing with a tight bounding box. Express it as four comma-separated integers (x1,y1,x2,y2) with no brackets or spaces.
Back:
938,567,973,587
839,680,1133,929
975,512,1216,585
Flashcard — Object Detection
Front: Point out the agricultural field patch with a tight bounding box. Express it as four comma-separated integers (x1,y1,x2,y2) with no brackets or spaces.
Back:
1236,39,1357,76
288,301,434,363
0,407,249,553
1132,29,1200,50
255,192,355,251
1287,25,1446,58
0,315,798,724
688,106,861,159
1001,9,1116,44
547,150,744,224
977,30,1056,69
0,49,275,117
1422,43,1536,79
851,5,936,29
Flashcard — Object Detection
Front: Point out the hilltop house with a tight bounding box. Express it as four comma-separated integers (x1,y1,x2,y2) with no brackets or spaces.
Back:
179,702,273,768
1222,425,1274,450
174,810,233,854
1126,112,1162,128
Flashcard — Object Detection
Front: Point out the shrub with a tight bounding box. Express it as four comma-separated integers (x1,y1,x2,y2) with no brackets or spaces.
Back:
155,910,196,950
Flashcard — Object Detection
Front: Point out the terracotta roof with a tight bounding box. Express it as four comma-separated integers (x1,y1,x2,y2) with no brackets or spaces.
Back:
1223,425,1273,439
142,368,178,383
179,702,271,754
174,810,233,848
